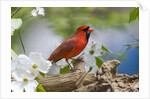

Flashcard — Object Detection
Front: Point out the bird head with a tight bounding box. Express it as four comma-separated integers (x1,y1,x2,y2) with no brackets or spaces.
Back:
77,26,94,34
76,26,94,41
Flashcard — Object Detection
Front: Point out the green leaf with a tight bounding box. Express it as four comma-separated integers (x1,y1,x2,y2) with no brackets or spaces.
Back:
60,65,70,74
123,43,131,46
129,7,139,23
11,18,22,29
35,77,40,81
12,29,18,36
71,60,76,67
11,49,18,60
88,67,93,73
118,52,126,61
101,45,112,53
39,71,45,78
95,57,103,68
36,83,46,92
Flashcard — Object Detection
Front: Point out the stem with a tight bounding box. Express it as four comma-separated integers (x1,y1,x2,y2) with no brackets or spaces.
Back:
22,16,33,21
11,7,27,54
18,30,26,54
11,7,22,18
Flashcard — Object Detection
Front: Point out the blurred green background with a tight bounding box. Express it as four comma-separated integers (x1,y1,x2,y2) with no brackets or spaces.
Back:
11,7,139,75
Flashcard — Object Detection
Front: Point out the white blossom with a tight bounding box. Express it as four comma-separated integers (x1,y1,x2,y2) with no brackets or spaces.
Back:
11,18,22,36
11,52,52,78
31,7,45,16
17,52,52,77
11,68,38,92
11,52,52,92
84,41,101,67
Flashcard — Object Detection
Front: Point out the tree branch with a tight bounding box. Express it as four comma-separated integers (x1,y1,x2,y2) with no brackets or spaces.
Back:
11,7,22,18
18,30,26,54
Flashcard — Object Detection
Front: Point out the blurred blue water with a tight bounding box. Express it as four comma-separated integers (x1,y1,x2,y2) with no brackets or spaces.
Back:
118,48,139,76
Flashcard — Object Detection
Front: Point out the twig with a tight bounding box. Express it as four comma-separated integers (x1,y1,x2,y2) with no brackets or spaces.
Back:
11,7,22,18
18,30,26,54
22,16,33,21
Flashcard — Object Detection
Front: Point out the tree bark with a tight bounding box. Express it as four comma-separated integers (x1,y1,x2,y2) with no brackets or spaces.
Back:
38,56,97,92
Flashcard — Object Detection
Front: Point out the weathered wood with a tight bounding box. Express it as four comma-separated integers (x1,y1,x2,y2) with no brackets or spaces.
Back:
73,82,98,92
38,56,97,92
38,72,96,92
74,60,139,92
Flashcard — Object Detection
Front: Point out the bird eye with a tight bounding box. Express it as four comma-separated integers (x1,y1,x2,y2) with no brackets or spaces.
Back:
83,26,90,32
86,26,90,30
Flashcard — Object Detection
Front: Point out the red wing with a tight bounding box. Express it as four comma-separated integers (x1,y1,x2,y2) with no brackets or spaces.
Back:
49,38,76,62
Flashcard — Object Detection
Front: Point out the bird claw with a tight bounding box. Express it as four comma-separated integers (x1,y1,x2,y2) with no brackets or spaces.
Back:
70,67,79,71
72,58,84,63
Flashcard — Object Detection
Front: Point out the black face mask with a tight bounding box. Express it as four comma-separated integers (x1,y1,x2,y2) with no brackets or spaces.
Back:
83,26,90,41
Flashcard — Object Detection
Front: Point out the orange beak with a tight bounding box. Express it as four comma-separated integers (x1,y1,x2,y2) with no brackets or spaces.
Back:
88,28,94,33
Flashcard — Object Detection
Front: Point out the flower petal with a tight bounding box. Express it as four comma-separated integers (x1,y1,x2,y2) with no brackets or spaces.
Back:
29,80,38,87
11,60,17,72
84,54,96,67
29,69,39,78
31,9,38,16
23,71,35,80
12,68,25,81
24,85,35,92
38,60,51,73
56,59,68,69
29,52,43,65
83,47,89,55
93,48,101,56
11,18,22,29
11,81,24,92
47,63,60,75
85,41,101,56
84,42,91,54
91,42,100,50
24,80,38,92
37,7,45,16
12,67,35,81
18,54,32,69
36,7,41,10
29,52,52,73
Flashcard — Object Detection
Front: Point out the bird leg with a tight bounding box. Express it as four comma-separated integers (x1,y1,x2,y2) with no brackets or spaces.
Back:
66,59,78,71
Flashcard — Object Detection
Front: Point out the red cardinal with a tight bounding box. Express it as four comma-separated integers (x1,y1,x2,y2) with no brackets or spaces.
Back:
48,26,94,70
